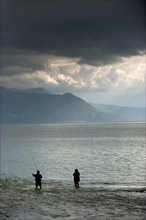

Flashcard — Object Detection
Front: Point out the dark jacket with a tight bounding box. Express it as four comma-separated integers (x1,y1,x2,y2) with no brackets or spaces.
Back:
33,173,42,182
73,170,80,182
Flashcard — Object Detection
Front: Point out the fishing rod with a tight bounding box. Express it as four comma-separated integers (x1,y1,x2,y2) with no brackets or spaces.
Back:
29,151,38,171
29,151,84,178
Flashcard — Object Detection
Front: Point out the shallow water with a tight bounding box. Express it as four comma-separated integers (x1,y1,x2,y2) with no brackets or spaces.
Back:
0,179,146,220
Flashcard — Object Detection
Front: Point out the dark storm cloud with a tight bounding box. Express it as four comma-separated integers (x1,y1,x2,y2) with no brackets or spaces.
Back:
1,51,49,76
1,0,145,68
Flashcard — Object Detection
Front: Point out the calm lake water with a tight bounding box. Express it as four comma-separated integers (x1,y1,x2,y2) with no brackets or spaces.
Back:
0,122,146,220
1,122,145,187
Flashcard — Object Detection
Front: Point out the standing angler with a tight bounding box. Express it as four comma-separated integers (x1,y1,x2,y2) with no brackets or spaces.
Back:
32,170,42,189
73,169,80,188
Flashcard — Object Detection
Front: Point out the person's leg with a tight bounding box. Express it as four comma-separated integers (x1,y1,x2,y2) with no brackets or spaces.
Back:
75,181,78,187
35,182,38,189
76,181,79,188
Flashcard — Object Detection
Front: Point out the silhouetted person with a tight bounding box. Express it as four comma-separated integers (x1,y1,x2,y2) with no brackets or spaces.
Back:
73,169,80,188
32,170,42,189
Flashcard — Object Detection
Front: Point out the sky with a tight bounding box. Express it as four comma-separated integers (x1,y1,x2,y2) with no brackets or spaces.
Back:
1,0,145,107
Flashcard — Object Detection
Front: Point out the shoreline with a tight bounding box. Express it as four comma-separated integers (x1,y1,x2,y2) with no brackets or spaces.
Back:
0,178,146,220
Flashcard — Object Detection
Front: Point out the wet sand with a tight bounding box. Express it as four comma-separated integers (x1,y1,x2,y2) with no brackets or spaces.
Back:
0,179,146,220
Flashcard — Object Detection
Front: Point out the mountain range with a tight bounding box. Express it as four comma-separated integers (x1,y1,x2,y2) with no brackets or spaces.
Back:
0,87,145,124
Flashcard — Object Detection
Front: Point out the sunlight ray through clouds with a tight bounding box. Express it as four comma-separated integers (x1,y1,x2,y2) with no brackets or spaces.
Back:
1,53,145,107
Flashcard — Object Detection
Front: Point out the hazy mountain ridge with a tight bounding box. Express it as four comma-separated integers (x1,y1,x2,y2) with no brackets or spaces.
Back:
0,87,52,95
0,87,114,124
91,103,145,122
0,87,145,124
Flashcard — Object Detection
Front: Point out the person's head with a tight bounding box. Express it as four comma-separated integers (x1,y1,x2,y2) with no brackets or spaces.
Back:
37,170,40,174
75,169,78,173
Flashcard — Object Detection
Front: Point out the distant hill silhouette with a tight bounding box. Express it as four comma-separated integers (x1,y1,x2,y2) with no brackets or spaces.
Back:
0,87,145,124
0,87,114,124
91,103,145,122
2,87,52,95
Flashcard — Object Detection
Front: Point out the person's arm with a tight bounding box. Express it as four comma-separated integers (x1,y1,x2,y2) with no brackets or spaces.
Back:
32,173,35,177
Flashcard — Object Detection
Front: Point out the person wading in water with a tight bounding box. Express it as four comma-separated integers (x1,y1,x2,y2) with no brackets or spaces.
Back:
73,169,80,188
32,170,42,189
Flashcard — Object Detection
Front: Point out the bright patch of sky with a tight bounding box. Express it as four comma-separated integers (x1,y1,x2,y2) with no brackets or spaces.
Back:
1,54,145,107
